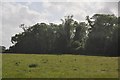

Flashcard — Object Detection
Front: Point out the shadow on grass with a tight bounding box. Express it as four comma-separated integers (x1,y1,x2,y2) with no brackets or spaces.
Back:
2,51,120,57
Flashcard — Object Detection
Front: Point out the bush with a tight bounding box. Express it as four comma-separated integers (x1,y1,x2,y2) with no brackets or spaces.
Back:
28,64,38,68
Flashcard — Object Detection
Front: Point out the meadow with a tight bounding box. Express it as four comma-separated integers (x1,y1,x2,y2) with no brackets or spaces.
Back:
0,54,2,79
2,54,119,78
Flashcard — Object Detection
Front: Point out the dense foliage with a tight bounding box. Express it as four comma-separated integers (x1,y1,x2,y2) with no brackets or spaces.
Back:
5,14,119,56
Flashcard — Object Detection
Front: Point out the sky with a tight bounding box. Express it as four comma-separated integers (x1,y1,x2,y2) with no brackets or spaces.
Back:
0,0,119,49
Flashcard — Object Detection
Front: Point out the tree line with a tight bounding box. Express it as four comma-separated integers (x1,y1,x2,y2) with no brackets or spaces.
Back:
4,14,120,56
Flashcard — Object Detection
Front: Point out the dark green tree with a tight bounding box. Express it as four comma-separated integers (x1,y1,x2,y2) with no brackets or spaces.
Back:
7,14,119,56
85,14,118,56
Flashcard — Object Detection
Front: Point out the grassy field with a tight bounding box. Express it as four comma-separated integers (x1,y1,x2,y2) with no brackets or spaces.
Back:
0,54,2,79
2,54,119,78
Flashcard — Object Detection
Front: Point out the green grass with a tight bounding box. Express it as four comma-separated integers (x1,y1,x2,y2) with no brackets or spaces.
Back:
2,54,119,78
0,53,2,79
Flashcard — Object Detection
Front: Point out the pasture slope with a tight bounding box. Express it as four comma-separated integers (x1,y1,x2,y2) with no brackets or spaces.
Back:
2,53,119,78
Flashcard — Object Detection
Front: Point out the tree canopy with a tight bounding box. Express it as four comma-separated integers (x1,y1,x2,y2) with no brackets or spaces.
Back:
5,14,119,56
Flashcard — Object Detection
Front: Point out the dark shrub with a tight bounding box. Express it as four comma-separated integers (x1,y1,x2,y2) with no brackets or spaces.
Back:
29,64,38,68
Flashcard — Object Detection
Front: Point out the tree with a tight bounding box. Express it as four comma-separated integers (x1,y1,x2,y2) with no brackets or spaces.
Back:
0,46,6,53
54,15,74,53
85,14,118,56
7,14,119,56
72,22,88,53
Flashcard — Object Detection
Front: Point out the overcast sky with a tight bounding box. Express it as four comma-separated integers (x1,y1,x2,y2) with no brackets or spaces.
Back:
0,0,119,48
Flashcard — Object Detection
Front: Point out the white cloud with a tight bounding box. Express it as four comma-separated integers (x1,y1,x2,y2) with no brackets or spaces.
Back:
2,2,49,48
0,2,2,46
41,2,118,21
2,0,119,2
